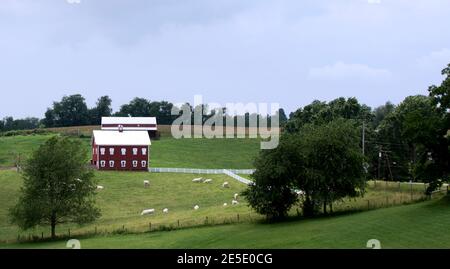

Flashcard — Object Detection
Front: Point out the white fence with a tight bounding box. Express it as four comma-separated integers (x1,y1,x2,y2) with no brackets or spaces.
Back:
149,167,255,175
149,167,255,185
223,169,253,185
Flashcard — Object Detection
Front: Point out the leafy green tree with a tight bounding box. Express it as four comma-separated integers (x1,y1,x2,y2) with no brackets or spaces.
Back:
285,97,372,133
43,94,90,127
298,119,366,215
429,63,450,116
115,97,151,117
243,119,366,219
372,102,396,129
376,95,449,188
242,134,302,220
89,96,113,125
0,117,40,132
9,136,100,238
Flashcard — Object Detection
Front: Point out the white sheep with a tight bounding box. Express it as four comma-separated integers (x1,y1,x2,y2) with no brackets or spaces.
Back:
144,180,150,188
204,179,213,184
223,182,230,188
141,209,155,216
75,178,83,183
295,190,305,196
96,185,104,190
192,177,203,183
234,193,239,200
232,200,239,205
194,205,200,210
163,208,169,214
223,203,228,207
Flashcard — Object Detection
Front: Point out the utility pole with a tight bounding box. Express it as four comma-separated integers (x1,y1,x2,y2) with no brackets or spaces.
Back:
362,122,365,156
378,146,382,180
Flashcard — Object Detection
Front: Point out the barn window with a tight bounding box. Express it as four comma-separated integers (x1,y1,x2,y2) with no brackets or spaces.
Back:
100,161,106,167
141,160,147,168
142,148,147,155
109,160,114,168
133,148,138,155
133,160,138,167
121,160,126,168
109,148,114,155
100,148,105,155
121,148,127,155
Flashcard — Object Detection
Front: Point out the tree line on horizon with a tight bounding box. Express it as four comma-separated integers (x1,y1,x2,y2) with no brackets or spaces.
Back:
0,95,289,131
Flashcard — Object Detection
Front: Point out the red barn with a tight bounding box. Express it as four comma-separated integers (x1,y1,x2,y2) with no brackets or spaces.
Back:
91,130,151,171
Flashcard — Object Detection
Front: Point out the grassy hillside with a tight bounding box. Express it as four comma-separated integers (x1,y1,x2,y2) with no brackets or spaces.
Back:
0,169,432,244
3,196,450,249
0,135,89,167
0,170,251,242
151,137,260,169
0,135,261,169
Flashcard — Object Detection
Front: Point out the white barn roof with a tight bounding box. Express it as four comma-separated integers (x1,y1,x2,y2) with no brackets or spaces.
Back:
93,130,151,146
101,117,158,131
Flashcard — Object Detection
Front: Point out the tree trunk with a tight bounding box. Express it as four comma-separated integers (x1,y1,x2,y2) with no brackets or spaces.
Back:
329,202,333,214
323,201,327,215
51,213,56,239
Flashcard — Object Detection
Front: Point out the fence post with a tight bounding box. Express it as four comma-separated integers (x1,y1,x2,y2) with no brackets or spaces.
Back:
178,220,180,228
68,229,70,237
95,226,97,235
41,232,44,240
237,214,240,222
149,222,152,231
367,200,370,210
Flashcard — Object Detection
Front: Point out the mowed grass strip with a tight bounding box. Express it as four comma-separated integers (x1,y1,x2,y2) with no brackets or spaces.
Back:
3,197,450,249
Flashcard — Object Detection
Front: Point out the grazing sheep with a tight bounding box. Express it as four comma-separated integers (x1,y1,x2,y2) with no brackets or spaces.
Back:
163,208,169,214
192,178,203,183
75,178,82,183
96,185,104,190
144,180,150,188
204,179,213,184
232,200,239,205
234,193,239,200
223,203,228,207
194,205,200,210
141,209,155,216
295,190,305,196
223,182,230,188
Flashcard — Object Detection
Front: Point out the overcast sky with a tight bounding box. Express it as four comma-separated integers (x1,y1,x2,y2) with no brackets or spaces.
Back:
1,0,450,118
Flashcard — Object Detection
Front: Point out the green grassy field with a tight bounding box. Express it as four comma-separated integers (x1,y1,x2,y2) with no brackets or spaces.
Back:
3,196,450,249
0,135,261,169
151,137,260,169
0,133,445,249
0,169,433,245
0,170,251,243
